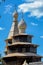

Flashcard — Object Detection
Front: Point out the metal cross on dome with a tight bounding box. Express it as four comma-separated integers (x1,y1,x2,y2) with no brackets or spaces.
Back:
14,5,17,11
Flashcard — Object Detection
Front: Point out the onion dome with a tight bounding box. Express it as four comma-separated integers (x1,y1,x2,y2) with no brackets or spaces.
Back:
18,19,26,33
13,10,18,19
8,8,19,39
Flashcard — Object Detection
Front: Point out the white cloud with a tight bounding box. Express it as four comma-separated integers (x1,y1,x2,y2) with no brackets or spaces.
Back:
31,22,38,26
18,0,43,18
0,27,5,30
40,36,43,38
4,5,12,14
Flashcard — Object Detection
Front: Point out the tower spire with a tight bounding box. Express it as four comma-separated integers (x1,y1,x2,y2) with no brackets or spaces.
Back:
13,5,18,21
8,6,19,39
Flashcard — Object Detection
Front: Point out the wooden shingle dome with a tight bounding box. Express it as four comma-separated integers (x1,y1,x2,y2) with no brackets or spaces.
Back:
18,19,26,33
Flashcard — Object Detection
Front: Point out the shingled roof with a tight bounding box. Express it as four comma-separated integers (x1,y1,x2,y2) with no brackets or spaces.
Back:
3,53,42,58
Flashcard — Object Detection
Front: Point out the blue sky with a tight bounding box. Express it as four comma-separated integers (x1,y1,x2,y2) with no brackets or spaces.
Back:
0,0,43,60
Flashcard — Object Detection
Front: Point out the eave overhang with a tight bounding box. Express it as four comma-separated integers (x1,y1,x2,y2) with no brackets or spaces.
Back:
3,53,43,59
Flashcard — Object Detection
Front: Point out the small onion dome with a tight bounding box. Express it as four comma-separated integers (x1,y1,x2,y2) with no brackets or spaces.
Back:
13,11,18,18
18,19,26,33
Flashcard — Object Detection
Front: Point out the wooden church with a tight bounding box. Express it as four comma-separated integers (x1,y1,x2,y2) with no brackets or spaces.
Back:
3,8,43,65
